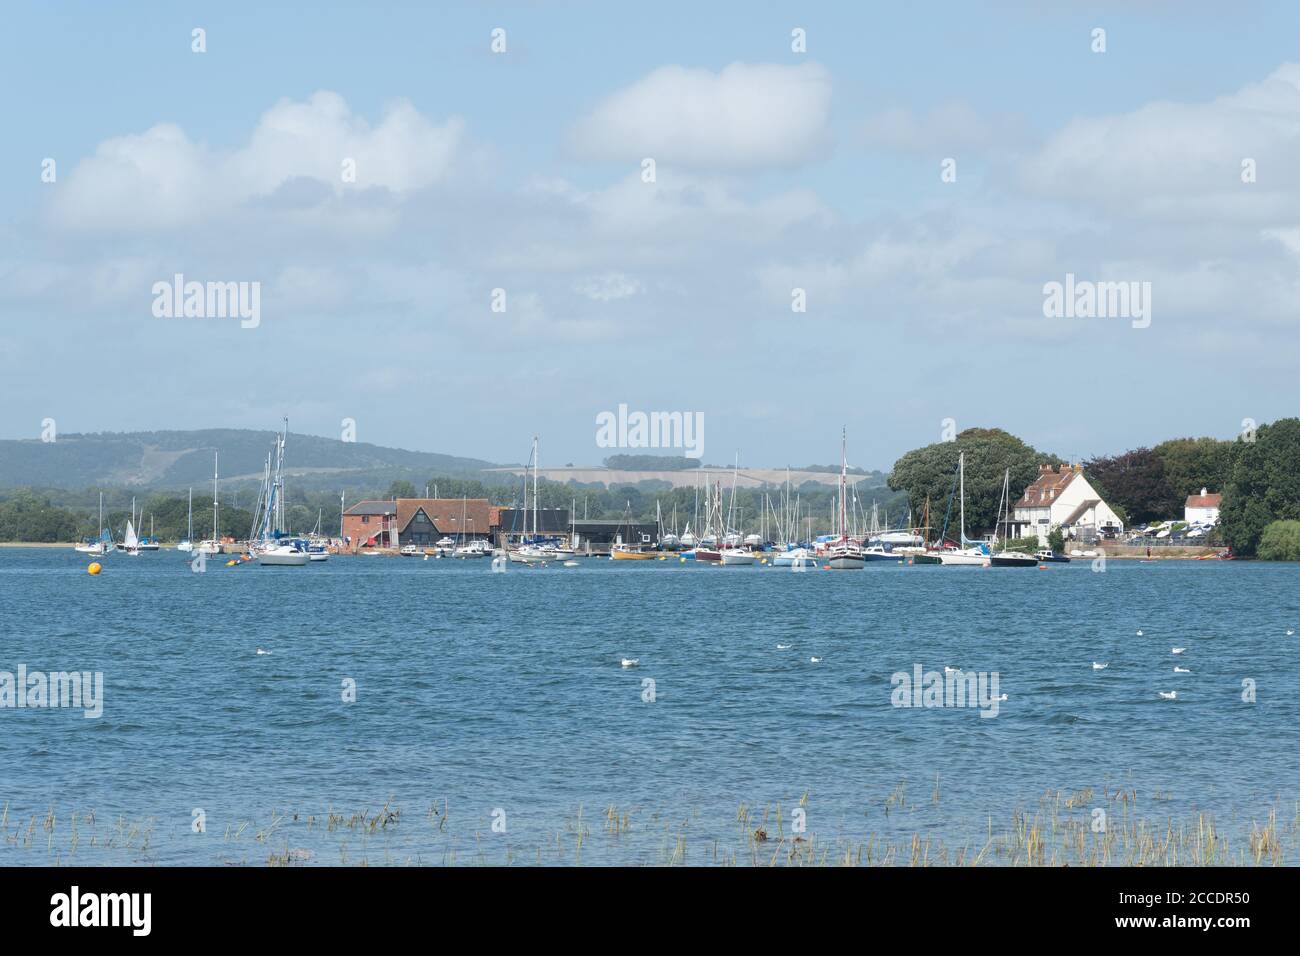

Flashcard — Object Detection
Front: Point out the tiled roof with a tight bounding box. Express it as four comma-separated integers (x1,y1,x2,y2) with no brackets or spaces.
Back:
1186,492,1222,508
345,500,397,516
396,498,492,536
1014,464,1080,509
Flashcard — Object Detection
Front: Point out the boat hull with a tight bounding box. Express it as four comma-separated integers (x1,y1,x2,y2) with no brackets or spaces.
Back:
990,552,1038,567
719,550,756,566
938,552,989,566
258,550,310,566
610,549,655,561
827,556,865,570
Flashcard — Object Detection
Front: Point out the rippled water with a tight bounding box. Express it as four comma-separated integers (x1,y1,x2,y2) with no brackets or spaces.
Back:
1,548,1297,865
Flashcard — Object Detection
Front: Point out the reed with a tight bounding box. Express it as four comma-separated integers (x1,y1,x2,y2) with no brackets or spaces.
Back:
3,789,1297,867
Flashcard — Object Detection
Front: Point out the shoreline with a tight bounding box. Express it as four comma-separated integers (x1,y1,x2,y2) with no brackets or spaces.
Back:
0,541,1238,560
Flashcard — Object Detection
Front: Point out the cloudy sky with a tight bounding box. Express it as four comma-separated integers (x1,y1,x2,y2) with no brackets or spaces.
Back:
2,1,1297,469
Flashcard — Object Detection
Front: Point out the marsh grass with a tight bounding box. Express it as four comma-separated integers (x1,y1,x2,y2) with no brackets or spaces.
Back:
3,786,1297,867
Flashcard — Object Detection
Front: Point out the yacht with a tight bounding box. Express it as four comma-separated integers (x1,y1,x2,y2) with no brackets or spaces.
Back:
825,429,865,570
719,547,756,566
257,542,310,566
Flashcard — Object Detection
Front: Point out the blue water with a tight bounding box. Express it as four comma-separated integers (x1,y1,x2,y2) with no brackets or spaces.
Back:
1,548,1297,865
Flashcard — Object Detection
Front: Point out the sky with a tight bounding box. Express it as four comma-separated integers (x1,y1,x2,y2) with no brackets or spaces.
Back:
2,0,1298,471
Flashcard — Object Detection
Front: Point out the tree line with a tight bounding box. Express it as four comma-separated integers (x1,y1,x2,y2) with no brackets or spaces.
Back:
885,419,1300,558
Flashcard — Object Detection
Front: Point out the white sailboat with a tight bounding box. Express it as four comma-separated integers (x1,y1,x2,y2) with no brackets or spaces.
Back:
196,453,223,556
177,488,194,552
121,518,141,556
253,421,309,566
75,492,114,554
827,429,865,569
938,451,990,566
510,437,551,564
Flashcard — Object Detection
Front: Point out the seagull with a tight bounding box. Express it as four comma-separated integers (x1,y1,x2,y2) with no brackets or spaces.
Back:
995,693,1008,702
620,658,638,668
1158,691,1177,700
1092,662,1109,670
1174,666,1191,673
1288,630,1295,636
1172,647,1186,655
944,666,961,675
810,656,823,664
1136,630,1144,637
776,643,792,650
256,648,272,656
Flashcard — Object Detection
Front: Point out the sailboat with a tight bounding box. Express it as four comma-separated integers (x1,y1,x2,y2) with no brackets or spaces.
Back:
196,453,223,555
826,429,865,569
454,496,491,558
693,479,725,562
938,451,990,566
306,508,331,561
657,500,680,551
509,437,551,564
75,492,115,554
177,488,194,553
718,456,756,565
990,469,1037,567
121,517,141,556
137,513,161,551
252,422,309,566
610,501,655,560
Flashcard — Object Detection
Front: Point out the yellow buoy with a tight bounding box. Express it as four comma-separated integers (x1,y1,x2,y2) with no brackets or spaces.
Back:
679,557,686,563
87,562,102,575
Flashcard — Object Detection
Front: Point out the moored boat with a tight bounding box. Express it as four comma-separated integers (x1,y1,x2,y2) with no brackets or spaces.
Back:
825,428,865,569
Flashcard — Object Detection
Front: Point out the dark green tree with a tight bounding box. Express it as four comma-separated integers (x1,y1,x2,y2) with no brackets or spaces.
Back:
1082,448,1171,525
1220,418,1300,556
888,428,1060,538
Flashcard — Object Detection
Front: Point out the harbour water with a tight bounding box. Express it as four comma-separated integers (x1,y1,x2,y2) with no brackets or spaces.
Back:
1,548,1297,865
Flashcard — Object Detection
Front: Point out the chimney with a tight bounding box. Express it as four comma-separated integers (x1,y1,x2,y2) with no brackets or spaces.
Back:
1200,486,1207,496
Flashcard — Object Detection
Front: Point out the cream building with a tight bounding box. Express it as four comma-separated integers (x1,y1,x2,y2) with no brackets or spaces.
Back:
1007,463,1125,545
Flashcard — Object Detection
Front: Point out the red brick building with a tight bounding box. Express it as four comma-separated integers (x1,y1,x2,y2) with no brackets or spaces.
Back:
342,498,493,550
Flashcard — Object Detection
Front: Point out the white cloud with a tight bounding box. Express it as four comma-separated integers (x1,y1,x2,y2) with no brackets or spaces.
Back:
1019,63,1300,218
567,62,832,169
47,91,466,235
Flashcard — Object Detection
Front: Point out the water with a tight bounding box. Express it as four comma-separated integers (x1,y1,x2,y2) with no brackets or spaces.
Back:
1,548,1297,865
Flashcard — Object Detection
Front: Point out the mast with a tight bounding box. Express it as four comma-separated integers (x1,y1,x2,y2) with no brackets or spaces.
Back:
212,452,219,541
959,450,966,546
839,427,848,543
187,488,193,541
532,436,539,539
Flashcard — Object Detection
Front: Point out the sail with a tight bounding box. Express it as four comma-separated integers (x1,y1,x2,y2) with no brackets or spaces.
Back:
123,520,138,548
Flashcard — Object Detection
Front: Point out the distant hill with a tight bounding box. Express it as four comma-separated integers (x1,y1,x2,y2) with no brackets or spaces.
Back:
485,465,890,490
0,430,498,491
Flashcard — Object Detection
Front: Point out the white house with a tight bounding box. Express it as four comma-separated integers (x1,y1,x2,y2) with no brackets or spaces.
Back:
1184,488,1222,525
1007,463,1125,546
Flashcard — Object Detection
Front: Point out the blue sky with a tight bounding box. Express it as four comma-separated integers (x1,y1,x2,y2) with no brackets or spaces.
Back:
2,1,1297,469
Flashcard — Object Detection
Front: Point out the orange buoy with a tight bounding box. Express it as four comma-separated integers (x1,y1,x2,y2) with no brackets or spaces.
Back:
1038,563,1047,570
87,562,102,575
